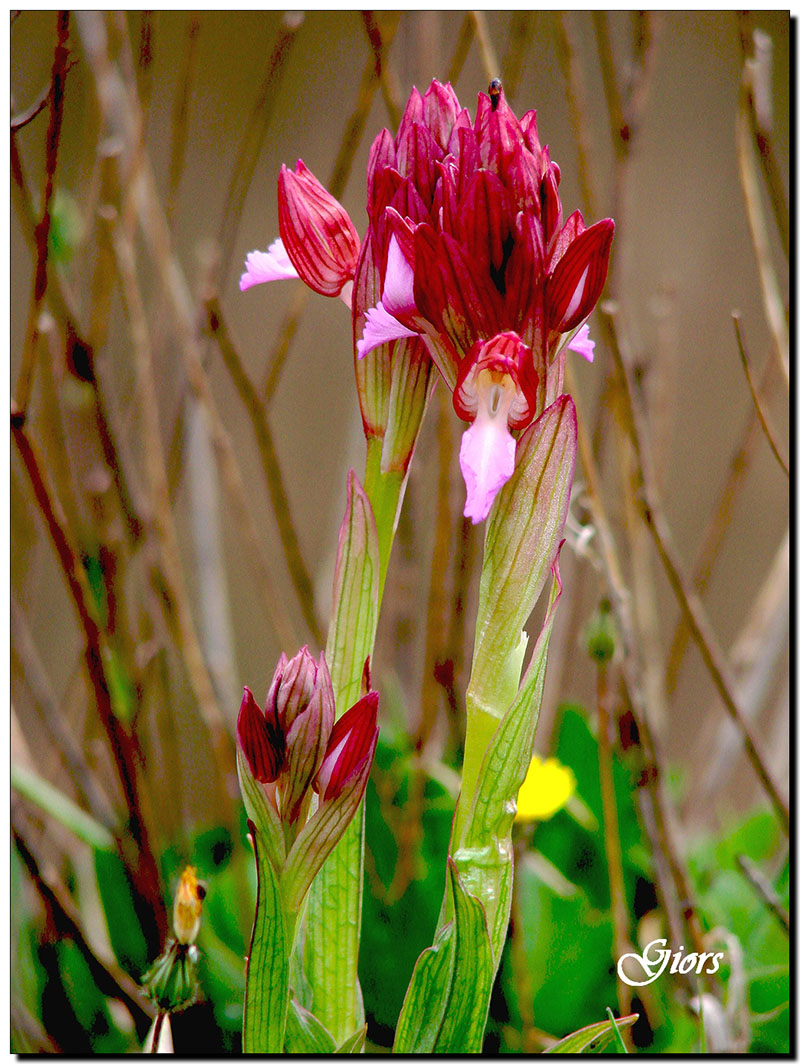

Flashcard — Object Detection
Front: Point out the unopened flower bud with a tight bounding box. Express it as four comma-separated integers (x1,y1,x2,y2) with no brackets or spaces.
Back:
237,686,284,784
278,160,360,298
315,691,379,802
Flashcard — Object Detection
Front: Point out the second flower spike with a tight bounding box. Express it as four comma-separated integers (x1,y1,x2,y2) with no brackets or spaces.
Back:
237,647,335,824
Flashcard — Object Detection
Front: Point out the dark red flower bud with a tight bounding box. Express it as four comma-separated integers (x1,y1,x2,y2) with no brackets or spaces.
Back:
315,692,379,802
546,218,615,333
236,687,284,784
278,161,360,298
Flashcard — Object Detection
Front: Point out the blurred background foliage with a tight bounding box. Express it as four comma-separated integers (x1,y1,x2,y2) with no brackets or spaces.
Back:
11,10,788,1053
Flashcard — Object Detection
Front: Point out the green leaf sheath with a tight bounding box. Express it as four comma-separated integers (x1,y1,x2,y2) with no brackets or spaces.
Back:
336,1025,368,1054
393,863,494,1054
435,863,494,1053
398,397,576,1052
467,395,577,722
394,924,456,1053
237,748,285,866
243,823,289,1053
284,998,337,1053
543,1013,639,1053
459,396,577,842
325,468,380,714
304,461,386,1042
455,556,564,962
363,435,405,605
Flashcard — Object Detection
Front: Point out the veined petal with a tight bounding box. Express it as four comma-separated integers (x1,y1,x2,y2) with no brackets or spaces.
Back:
546,218,614,332
356,302,418,360
459,412,517,524
382,235,416,318
567,322,595,363
239,239,299,291
278,161,360,297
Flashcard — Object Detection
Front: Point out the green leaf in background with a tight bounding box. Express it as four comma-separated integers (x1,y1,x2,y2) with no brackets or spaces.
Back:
11,763,114,853
94,849,150,977
56,938,130,1053
543,1012,638,1053
687,808,789,1054
242,822,289,1054
360,735,455,1046
506,850,615,1039
284,997,337,1053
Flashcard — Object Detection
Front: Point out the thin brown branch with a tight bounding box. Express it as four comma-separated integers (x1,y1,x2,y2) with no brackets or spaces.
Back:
328,13,402,202
738,19,789,259
501,11,535,103
217,11,304,286
735,854,790,934
596,664,633,1021
663,348,782,694
11,410,167,943
204,292,322,646
108,214,239,812
361,11,403,131
732,313,788,476
469,11,500,82
11,596,115,828
16,10,70,415
601,305,789,833
592,11,628,159
736,78,789,384
447,13,475,86
165,14,200,229
555,13,598,231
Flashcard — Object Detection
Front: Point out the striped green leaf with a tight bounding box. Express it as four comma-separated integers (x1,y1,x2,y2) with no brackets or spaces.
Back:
243,821,289,1053
544,1013,639,1053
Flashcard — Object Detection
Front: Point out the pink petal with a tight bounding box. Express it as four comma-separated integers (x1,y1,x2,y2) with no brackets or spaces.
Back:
459,414,517,524
567,322,595,363
356,302,418,359
239,238,299,291
382,235,416,318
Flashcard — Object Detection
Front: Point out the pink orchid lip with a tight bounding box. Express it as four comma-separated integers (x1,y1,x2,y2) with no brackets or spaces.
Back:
240,238,299,292
459,406,517,524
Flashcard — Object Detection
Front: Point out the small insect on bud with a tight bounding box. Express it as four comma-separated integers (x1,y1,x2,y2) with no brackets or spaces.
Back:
489,78,502,111
173,866,205,946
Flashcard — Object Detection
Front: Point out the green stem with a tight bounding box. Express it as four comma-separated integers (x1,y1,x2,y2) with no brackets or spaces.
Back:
363,436,404,605
454,702,501,848
302,436,406,1042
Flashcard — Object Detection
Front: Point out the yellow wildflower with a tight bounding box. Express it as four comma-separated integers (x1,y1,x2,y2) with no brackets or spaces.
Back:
515,755,576,822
